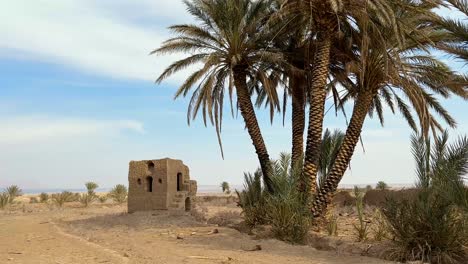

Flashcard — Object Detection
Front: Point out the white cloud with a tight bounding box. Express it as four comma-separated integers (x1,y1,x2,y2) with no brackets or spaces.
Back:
0,0,189,82
0,115,147,189
0,116,145,144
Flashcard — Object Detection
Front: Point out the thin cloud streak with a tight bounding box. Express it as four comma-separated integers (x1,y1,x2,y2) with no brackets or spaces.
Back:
0,0,188,83
0,116,145,144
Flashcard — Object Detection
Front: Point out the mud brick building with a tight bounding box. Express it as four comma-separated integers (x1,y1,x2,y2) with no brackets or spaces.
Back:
128,158,197,213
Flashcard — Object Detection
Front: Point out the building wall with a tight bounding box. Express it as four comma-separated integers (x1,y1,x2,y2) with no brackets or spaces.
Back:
128,159,168,212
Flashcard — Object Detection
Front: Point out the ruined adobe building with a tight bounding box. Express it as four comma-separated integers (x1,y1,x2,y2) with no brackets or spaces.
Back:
127,158,197,213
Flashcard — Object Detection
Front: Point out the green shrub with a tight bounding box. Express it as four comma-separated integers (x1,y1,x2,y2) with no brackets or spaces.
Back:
6,185,22,204
52,191,74,207
353,186,370,242
29,197,39,204
265,153,311,244
108,184,127,203
237,153,311,244
39,193,49,203
384,192,467,263
382,132,468,263
236,171,268,227
0,193,9,209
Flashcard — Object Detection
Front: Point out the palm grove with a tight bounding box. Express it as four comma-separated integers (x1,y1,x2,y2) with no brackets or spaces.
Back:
153,0,467,218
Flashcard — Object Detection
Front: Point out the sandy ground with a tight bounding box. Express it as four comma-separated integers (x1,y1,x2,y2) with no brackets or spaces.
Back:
1,197,393,264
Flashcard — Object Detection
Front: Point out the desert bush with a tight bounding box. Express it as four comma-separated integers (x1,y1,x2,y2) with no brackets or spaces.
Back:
353,186,370,242
79,193,96,207
326,214,338,236
372,209,388,241
238,153,311,243
190,205,207,222
220,181,230,194
78,182,99,207
332,191,356,207
366,185,373,191
52,191,74,207
383,132,468,263
67,192,81,202
384,193,467,263
6,185,22,204
108,184,127,203
0,193,9,209
207,211,240,226
236,171,268,227
265,153,311,244
376,181,388,191
39,192,49,203
98,195,107,203
363,189,419,207
29,197,39,204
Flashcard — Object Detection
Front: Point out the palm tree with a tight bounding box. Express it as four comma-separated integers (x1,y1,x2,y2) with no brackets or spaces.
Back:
220,181,230,193
382,131,467,263
85,182,98,195
152,0,284,192
271,1,309,167
411,131,468,208
283,38,308,168
436,0,468,64
6,185,22,204
281,0,399,195
310,1,468,216
376,181,388,191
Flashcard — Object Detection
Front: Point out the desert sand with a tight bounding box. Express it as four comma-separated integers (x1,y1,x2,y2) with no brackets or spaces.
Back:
0,194,393,264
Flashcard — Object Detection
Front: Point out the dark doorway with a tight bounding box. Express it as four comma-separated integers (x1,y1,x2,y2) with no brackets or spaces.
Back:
148,161,155,171
185,197,191,211
146,176,153,192
177,173,183,191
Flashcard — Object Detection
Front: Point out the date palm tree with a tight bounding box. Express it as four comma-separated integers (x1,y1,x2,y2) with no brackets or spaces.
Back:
411,131,468,209
281,0,399,195
220,181,230,193
152,0,285,192
376,181,389,191
311,2,468,216
436,0,468,64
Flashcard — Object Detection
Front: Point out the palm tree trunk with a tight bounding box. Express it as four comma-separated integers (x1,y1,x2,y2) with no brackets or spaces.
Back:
233,67,273,193
291,73,306,167
311,90,375,217
303,35,332,195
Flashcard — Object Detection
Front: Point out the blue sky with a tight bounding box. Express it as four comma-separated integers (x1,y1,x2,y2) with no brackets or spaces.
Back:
0,0,466,189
